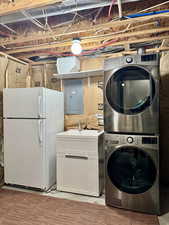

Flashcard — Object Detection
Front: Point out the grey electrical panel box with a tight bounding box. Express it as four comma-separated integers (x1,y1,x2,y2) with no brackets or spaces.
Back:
64,79,84,114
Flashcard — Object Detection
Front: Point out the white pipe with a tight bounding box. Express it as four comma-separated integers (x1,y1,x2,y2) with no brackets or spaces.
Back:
117,0,122,18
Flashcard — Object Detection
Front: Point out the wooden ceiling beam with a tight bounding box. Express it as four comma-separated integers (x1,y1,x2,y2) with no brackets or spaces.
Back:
0,21,154,47
0,0,62,16
26,46,169,66
1,13,168,46
104,46,169,58
0,22,157,47
5,27,169,54
7,34,168,58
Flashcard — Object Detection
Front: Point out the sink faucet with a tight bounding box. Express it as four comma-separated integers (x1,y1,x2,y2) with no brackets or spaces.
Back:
78,120,82,131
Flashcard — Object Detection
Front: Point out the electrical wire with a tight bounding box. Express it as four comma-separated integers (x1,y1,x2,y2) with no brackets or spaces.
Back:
62,13,77,34
126,9,169,18
22,10,46,30
42,9,57,41
108,0,116,18
34,38,118,57
0,30,11,37
95,21,157,35
108,1,169,24
84,21,158,41
61,0,78,34
0,23,17,34
51,9,99,29
93,7,104,24
137,1,169,14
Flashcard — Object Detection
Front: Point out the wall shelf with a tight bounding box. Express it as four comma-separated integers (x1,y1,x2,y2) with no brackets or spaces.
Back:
52,69,104,80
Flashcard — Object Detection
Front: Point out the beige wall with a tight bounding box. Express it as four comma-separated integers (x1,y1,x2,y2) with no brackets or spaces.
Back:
0,56,29,137
0,56,29,180
31,57,104,130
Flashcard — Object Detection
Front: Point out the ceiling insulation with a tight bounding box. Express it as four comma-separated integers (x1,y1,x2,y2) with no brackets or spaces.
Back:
0,0,142,24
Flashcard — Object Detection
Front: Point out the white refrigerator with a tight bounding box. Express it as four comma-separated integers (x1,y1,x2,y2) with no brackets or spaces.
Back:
3,87,64,190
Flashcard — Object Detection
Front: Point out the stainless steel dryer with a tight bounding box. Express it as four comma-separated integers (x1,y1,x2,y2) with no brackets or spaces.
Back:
104,133,160,214
104,53,159,134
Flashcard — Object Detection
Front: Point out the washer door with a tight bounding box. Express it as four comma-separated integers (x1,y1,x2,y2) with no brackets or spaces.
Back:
106,66,156,115
107,146,157,194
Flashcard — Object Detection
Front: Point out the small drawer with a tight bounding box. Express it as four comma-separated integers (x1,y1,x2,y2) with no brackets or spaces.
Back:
56,139,99,155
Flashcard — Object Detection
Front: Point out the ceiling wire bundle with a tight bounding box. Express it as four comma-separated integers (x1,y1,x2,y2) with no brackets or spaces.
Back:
21,10,46,30
0,23,17,34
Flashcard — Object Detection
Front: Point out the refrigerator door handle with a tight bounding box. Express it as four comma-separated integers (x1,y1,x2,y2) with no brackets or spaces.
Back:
38,95,42,118
38,120,43,145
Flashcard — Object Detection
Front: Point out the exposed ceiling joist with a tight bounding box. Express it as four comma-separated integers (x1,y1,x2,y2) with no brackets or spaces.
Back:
27,46,169,65
5,35,168,56
0,0,62,17
5,26,169,54
1,11,169,50
104,46,169,58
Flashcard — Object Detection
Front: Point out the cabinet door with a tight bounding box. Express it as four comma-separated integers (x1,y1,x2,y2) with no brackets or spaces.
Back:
57,153,99,196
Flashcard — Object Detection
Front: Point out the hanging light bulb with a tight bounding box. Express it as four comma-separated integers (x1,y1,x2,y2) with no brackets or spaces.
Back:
71,38,82,55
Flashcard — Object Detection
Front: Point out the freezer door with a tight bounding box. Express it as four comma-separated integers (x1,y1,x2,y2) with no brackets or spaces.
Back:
4,119,46,189
3,88,46,118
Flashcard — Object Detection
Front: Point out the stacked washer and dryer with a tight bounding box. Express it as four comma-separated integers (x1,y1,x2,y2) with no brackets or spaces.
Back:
104,53,160,214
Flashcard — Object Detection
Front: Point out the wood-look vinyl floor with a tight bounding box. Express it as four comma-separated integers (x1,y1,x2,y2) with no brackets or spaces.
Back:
0,189,159,225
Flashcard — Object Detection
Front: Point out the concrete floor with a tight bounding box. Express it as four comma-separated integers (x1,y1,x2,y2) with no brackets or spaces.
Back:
2,185,169,225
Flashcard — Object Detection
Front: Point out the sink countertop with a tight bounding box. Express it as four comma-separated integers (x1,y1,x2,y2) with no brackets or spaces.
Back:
56,129,104,138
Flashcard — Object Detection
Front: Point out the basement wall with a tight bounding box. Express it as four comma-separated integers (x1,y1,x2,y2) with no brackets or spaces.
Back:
0,56,29,136
0,56,29,182
31,57,104,130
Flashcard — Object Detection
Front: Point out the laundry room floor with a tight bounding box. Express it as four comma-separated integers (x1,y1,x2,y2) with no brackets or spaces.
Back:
2,185,105,205
158,185,169,225
2,185,169,225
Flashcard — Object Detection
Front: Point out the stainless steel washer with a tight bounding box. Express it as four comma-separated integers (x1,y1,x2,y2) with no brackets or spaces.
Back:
104,133,160,214
104,53,159,134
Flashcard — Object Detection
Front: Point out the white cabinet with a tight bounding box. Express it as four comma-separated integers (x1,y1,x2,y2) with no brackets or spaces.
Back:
56,130,104,196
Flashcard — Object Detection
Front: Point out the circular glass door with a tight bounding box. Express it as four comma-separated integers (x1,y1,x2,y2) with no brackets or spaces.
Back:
106,66,155,115
107,146,157,194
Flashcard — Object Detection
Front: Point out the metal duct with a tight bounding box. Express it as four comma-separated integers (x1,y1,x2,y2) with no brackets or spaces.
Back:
0,0,142,25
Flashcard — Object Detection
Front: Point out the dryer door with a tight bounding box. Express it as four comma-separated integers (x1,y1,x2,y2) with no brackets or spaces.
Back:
106,66,155,115
107,146,157,194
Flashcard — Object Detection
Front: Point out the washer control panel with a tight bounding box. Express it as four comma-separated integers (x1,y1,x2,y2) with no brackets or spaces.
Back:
104,134,159,146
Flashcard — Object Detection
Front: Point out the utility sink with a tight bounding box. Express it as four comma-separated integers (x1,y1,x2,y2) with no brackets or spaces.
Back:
56,129,104,197
57,129,103,138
